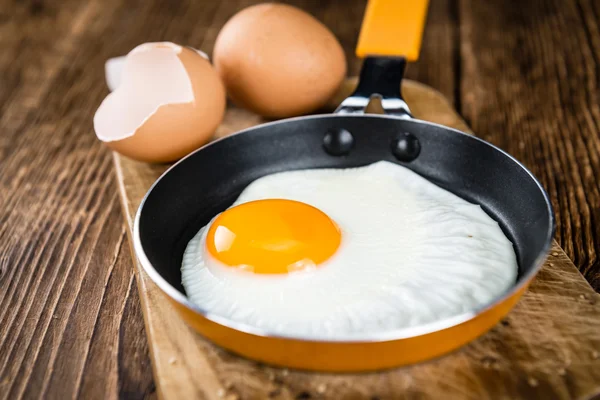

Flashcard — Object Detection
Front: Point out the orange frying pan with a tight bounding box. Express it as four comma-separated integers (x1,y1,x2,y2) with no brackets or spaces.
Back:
133,0,554,372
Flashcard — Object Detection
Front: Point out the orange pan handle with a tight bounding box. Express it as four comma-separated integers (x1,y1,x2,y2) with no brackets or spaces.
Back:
357,0,429,60
336,0,430,116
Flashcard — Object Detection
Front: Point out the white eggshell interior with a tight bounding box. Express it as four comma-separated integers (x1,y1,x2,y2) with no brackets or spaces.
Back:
105,56,126,91
93,42,194,142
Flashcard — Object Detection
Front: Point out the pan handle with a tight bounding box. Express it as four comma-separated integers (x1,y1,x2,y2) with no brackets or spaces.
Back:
335,57,412,118
336,0,429,117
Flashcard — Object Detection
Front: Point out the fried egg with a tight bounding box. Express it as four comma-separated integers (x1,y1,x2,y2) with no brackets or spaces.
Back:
182,161,518,339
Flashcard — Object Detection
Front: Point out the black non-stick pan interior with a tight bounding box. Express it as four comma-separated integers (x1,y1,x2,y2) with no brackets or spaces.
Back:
137,115,553,295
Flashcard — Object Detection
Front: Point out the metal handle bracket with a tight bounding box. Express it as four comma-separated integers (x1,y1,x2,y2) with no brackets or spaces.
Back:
335,57,412,118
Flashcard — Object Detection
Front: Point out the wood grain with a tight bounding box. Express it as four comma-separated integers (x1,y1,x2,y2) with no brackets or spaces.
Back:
114,80,600,400
2,0,600,398
0,0,162,398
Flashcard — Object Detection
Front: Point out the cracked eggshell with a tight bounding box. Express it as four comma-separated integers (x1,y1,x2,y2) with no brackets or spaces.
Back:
94,42,226,163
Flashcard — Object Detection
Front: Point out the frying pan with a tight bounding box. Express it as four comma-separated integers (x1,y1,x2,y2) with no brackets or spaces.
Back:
133,0,554,372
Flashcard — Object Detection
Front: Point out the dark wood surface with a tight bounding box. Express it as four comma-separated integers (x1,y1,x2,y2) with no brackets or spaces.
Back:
0,0,599,398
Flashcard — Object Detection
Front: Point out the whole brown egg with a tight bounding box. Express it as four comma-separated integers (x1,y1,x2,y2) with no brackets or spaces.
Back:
213,3,347,119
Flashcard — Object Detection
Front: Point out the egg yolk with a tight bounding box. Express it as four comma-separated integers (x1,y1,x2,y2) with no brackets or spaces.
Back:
205,199,341,274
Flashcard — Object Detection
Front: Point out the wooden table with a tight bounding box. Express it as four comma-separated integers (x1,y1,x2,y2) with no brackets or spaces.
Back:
1,0,599,398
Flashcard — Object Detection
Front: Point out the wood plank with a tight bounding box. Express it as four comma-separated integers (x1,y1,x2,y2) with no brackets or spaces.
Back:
405,0,460,104
0,0,162,398
458,0,600,290
114,79,600,400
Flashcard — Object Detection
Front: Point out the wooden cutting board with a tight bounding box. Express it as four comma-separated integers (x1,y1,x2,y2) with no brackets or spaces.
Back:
113,79,600,400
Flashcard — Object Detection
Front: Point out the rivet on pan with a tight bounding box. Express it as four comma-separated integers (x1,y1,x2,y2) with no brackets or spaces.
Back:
323,128,354,156
391,132,420,162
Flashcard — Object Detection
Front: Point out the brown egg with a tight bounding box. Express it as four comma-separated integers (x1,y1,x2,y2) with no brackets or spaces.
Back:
94,42,226,163
213,3,347,118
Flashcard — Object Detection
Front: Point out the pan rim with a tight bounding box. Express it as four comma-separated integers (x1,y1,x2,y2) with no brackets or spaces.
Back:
133,113,555,343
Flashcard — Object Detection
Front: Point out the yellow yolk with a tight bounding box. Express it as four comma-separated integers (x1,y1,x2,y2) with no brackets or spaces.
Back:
205,199,341,274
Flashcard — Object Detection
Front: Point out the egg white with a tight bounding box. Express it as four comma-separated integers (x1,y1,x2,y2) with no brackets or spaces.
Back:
181,161,518,339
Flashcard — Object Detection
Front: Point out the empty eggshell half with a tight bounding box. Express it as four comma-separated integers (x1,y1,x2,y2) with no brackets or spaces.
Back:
94,42,226,163
104,48,210,92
